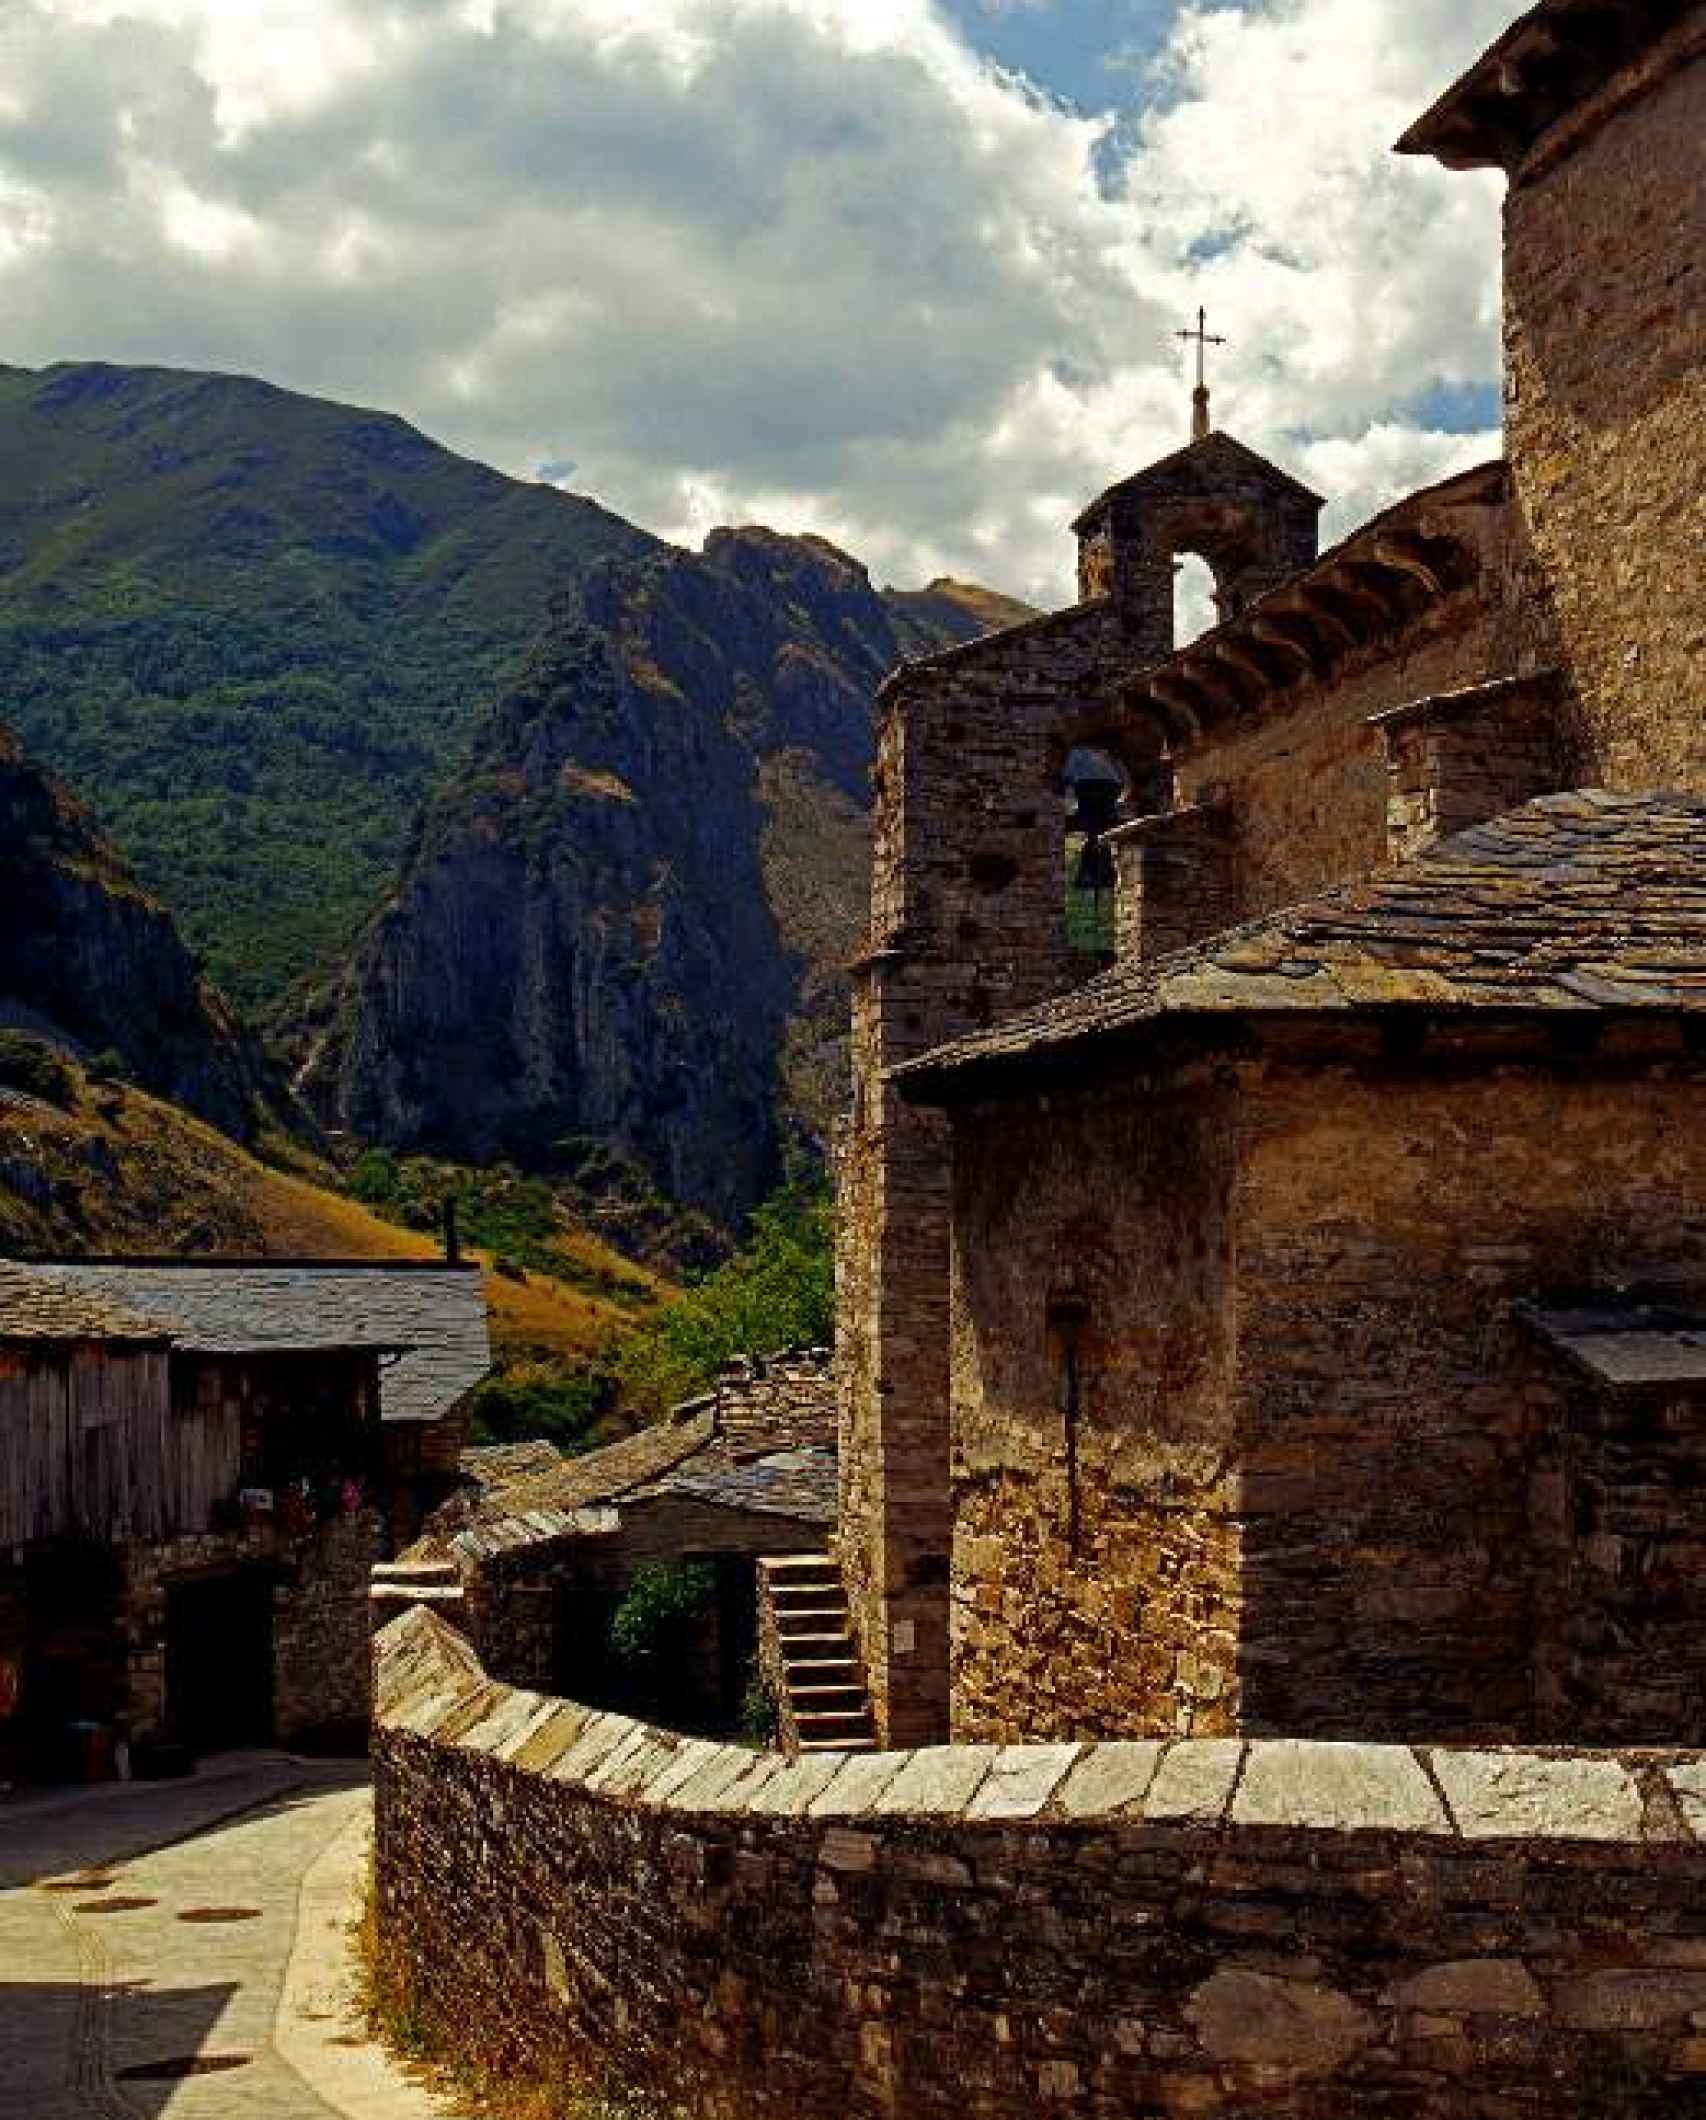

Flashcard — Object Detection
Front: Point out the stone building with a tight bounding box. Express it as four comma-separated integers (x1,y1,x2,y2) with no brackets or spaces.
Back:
837,0,1706,1749
0,1257,486,1772
386,1349,845,1740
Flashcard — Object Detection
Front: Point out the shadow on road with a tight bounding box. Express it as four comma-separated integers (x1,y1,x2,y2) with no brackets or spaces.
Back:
0,1758,368,1888
0,1978,243,2119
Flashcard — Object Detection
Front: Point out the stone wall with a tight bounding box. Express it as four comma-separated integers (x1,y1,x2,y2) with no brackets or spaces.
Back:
1504,17,1705,793
945,1035,1706,1747
124,1505,384,1747
373,1604,1706,2120
949,1077,1241,1742
1167,576,1512,924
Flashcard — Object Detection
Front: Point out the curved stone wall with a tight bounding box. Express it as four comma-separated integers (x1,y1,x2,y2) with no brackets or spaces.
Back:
373,1605,1706,2118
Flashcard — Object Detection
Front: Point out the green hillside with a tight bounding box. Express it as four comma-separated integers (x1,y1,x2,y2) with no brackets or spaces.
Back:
0,362,657,1012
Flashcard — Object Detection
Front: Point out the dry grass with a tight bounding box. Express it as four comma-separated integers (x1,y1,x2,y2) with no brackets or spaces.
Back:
353,1868,662,2120
0,1074,661,1367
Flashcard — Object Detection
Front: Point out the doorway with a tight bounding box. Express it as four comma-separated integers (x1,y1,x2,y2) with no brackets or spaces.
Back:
165,1571,275,1754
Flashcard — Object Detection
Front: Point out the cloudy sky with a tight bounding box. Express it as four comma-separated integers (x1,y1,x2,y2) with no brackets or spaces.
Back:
0,0,1515,605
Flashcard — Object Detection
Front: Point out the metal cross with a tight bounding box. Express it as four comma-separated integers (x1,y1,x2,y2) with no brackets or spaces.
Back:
1176,306,1226,391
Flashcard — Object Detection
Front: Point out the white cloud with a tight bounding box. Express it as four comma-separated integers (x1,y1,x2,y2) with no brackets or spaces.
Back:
0,0,1515,605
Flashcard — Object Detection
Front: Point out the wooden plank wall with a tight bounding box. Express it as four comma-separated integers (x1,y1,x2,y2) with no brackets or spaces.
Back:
0,1342,235,1545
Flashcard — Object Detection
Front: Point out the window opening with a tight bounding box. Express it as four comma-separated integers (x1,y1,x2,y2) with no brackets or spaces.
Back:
1064,749,1125,960
1174,551,1218,646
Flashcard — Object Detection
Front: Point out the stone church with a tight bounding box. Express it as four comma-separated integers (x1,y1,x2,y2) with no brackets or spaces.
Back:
834,0,1706,1754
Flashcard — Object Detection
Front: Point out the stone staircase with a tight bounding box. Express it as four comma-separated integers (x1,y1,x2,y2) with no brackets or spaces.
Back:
759,1554,876,1754
369,1556,468,1631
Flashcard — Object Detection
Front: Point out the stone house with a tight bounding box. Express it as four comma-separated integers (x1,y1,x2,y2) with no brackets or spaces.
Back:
0,1257,487,1773
388,1349,842,1738
836,0,1706,1749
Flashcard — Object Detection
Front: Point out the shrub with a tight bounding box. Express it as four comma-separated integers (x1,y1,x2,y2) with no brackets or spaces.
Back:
616,1175,832,1415
608,1560,716,1670
465,1362,617,1452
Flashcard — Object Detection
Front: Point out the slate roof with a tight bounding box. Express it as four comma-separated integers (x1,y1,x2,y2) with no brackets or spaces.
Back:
1072,428,1325,530
1522,1305,1706,1391
0,1261,174,1345
18,1262,490,1423
437,1348,840,1562
639,1441,838,1527
898,792,1706,1095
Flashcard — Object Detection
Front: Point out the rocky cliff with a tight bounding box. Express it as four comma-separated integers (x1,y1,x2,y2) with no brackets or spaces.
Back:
0,720,263,1138
310,532,1028,1228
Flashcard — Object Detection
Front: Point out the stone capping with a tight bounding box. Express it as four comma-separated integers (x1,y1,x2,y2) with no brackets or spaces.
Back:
1365,666,1565,735
374,1606,1705,1844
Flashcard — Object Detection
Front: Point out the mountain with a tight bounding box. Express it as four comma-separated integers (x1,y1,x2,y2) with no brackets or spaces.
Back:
0,719,264,1139
0,361,656,1011
307,530,1032,1228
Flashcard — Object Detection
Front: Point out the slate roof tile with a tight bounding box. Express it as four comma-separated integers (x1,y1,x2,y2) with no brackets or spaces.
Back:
16,1262,490,1423
898,792,1706,1093
0,1261,174,1344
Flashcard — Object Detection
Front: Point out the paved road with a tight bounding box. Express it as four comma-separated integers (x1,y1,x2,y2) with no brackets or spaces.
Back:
0,1759,451,2120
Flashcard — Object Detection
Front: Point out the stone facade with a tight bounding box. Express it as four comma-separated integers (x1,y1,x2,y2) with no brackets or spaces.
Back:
839,440,1351,1746
123,1506,385,1749
374,1604,1706,2120
945,1043,1706,1746
838,0,1705,1755
1500,13,1705,793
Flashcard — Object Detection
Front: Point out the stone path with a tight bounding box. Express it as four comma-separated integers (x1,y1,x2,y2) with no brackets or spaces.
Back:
0,1758,458,2120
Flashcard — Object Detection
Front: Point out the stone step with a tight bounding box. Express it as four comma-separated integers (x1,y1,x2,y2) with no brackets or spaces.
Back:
772,1590,849,1618
795,1710,873,1741
777,1631,855,1656
775,1605,851,1634
763,1553,839,1576
798,1736,876,1755
789,1685,869,1712
782,1657,860,1685
371,1560,461,1588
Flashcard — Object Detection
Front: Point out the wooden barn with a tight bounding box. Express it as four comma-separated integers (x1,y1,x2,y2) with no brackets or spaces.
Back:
0,1258,488,1780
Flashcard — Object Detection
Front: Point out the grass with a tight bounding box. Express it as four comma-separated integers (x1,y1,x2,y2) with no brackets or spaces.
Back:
0,1067,661,1373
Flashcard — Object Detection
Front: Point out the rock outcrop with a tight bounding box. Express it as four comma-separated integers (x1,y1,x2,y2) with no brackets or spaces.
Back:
0,720,263,1138
311,532,1026,1228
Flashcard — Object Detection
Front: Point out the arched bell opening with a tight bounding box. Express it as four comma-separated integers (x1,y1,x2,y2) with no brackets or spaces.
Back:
1063,747,1131,963
1174,552,1219,647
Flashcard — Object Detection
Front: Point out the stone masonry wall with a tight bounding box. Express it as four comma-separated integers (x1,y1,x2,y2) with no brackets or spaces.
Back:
124,1506,384,1746
1504,20,1705,793
945,1038,1706,1747
1232,1043,1706,1743
373,1604,1706,2120
948,1078,1241,1743
1168,583,1512,924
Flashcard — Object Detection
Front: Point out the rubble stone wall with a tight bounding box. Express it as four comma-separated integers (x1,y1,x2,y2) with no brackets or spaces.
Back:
372,1605,1706,2120
1170,580,1510,922
946,1042,1706,1747
1505,20,1705,793
124,1506,383,1746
